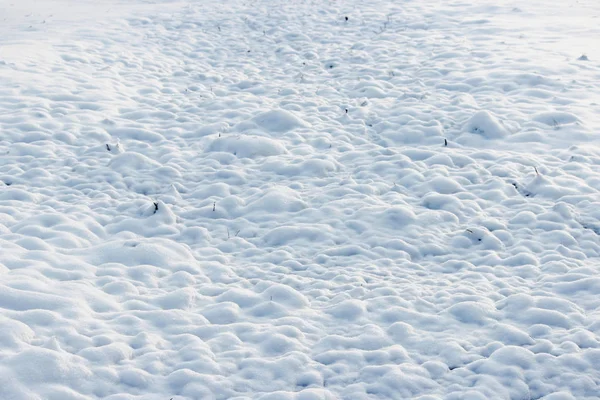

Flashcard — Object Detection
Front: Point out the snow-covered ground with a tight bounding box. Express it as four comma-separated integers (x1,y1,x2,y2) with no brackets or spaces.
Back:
1,0,600,398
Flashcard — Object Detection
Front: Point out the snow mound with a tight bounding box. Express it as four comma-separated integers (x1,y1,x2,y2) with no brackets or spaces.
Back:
533,111,580,127
108,152,161,172
252,109,310,132
464,110,510,138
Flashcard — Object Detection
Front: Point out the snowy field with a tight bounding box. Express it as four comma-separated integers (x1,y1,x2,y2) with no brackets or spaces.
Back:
1,0,600,398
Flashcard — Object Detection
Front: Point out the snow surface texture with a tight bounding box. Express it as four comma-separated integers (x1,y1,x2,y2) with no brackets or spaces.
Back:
1,0,600,399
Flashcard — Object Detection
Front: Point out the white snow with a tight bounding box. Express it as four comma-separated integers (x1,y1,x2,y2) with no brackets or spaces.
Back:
2,0,600,399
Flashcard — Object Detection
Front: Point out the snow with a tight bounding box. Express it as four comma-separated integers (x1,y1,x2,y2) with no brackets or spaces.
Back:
1,0,600,398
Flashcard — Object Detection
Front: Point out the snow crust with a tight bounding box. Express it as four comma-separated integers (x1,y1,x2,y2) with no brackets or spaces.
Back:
2,0,600,398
